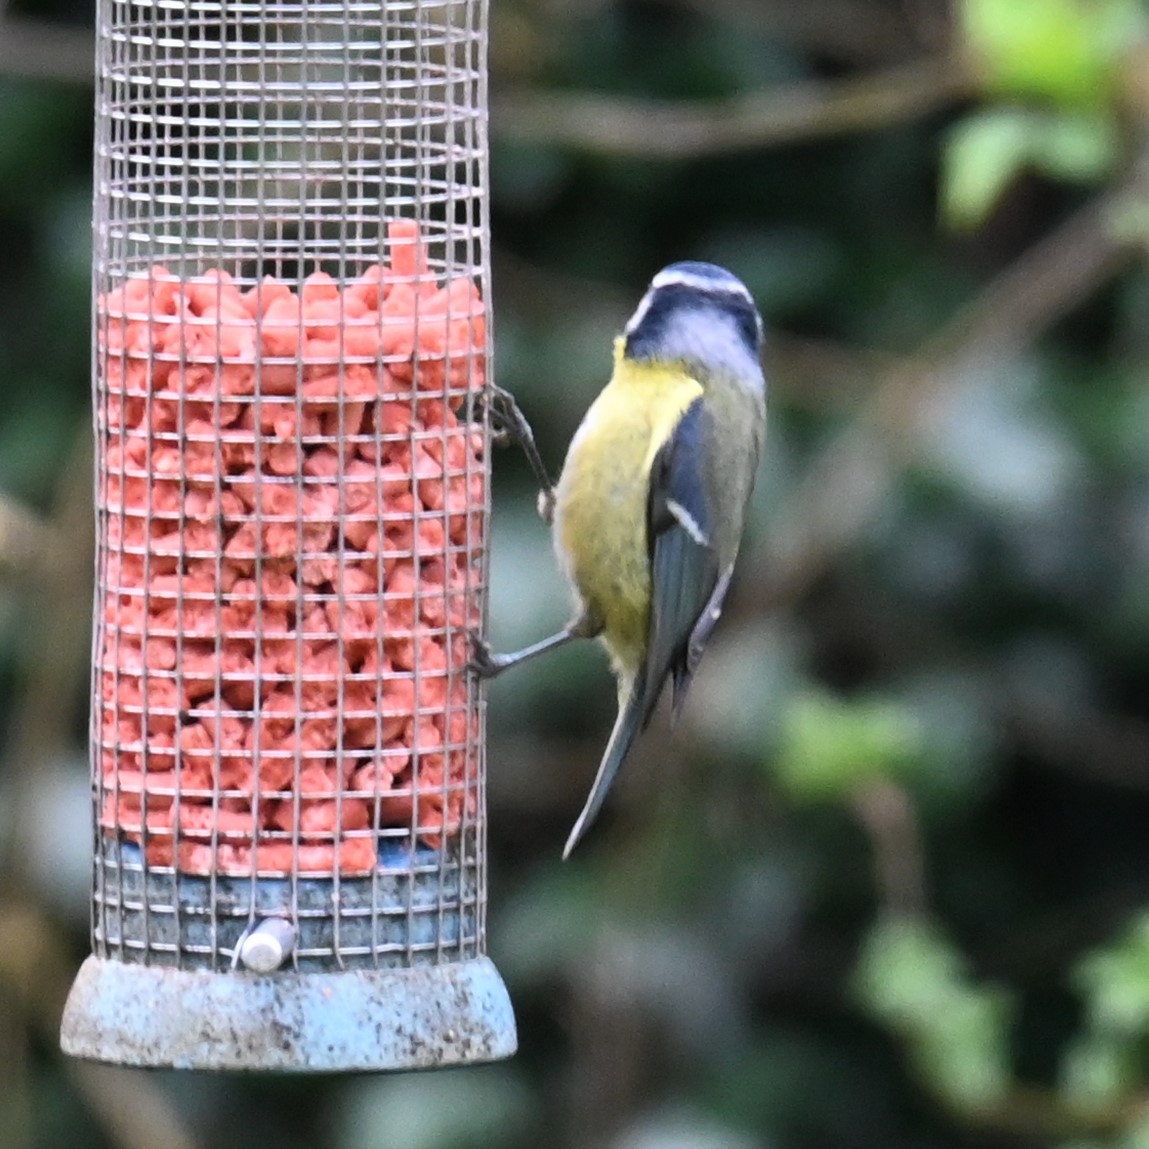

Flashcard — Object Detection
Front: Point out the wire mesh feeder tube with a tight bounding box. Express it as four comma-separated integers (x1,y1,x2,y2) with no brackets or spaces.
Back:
59,0,516,1071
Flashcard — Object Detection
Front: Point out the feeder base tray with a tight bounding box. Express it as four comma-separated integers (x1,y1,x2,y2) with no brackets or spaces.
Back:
60,954,516,1071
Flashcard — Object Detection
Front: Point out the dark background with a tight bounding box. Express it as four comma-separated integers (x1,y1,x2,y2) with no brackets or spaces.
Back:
4,0,1149,1146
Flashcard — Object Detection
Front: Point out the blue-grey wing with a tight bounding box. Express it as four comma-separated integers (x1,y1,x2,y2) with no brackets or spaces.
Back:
641,397,727,728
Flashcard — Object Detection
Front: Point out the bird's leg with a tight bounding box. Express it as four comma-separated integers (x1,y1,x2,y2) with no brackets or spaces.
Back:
475,384,556,525
468,616,597,680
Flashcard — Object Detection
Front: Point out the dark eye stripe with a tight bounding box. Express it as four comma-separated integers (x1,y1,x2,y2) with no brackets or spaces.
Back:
624,282,762,360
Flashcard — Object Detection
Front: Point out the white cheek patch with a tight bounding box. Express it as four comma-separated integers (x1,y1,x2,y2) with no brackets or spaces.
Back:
669,310,763,386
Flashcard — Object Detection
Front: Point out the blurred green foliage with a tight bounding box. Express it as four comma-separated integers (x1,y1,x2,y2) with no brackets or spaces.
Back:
942,107,1118,227
944,0,1145,225
962,0,1143,107
6,1,1149,1148
856,916,1012,1109
774,690,925,801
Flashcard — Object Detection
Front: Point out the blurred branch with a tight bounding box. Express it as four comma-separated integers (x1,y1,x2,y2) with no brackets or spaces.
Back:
0,425,93,888
758,183,1141,610
767,336,892,411
943,1083,1144,1142
492,244,630,319
0,903,201,1149
70,1064,201,1149
674,0,926,63
568,940,649,1149
493,53,972,158
0,495,59,581
1008,688,1149,795
899,0,954,52
0,987,31,1149
0,436,94,1142
852,781,926,915
0,17,93,84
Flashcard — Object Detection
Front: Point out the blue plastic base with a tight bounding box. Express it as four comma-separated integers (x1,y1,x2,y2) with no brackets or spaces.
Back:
60,954,517,1071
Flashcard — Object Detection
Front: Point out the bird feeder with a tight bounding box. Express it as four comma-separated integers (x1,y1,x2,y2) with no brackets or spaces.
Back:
59,0,516,1070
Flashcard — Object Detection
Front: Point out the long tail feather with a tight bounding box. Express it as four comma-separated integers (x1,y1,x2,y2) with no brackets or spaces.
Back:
562,679,646,859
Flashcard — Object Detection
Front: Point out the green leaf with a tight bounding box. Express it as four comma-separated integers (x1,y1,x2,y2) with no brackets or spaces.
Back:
855,918,1012,1109
1061,1032,1139,1108
961,0,1145,109
1075,910,1149,1034
942,108,1119,229
941,108,1034,229
773,690,923,803
1122,1119,1149,1149
855,917,966,1023
1031,113,1119,181
917,990,1012,1108
332,1067,530,1149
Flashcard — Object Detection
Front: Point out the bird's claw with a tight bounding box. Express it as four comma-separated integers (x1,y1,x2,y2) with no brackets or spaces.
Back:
476,386,524,444
475,386,556,514
466,630,507,680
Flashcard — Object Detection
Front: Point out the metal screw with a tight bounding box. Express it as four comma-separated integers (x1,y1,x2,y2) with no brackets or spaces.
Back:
238,918,297,973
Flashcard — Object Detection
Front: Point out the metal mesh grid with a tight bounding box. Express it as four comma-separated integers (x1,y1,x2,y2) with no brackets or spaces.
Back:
90,0,491,972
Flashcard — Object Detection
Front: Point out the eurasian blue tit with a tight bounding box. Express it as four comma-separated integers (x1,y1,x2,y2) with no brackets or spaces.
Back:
472,261,766,857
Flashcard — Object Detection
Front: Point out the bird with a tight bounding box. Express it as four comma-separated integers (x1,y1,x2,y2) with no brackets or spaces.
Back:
470,261,766,858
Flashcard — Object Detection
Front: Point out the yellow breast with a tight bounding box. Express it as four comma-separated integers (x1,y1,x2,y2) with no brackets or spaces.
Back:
552,342,704,679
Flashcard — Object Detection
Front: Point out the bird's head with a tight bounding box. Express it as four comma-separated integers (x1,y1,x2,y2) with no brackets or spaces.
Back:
621,261,765,390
